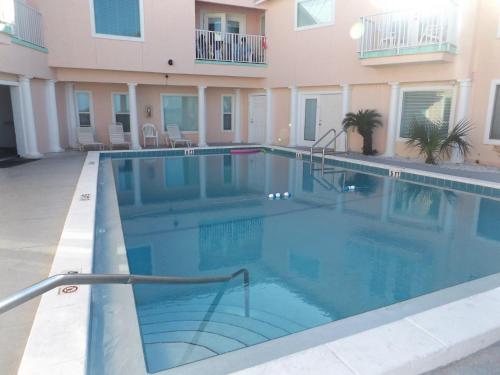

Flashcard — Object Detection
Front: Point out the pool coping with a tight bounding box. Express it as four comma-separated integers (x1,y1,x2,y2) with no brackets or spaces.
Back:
17,145,500,375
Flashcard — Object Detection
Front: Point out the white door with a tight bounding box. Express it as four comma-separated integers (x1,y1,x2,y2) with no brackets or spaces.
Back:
248,95,267,144
299,93,344,149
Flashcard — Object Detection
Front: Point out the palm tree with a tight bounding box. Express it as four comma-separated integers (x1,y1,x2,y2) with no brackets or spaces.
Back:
406,119,472,164
342,110,383,155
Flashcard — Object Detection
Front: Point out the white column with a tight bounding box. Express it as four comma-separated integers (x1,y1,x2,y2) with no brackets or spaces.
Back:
64,82,78,149
45,80,63,152
340,84,351,152
384,82,401,157
451,79,472,163
128,83,141,150
9,86,28,157
19,76,41,158
198,85,207,147
199,155,207,199
265,88,273,145
233,89,242,143
288,86,298,147
132,159,142,206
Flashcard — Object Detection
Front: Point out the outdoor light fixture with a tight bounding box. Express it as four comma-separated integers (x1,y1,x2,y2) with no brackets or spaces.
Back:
145,105,152,117
350,21,364,40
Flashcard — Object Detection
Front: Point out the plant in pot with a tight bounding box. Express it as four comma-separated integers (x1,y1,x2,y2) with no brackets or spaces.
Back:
342,109,383,155
405,119,472,164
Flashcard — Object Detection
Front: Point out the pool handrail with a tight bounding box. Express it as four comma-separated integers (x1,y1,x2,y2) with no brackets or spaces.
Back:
0,269,250,315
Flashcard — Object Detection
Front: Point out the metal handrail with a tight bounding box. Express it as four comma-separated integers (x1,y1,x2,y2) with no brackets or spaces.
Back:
310,128,336,163
0,269,250,315
321,128,348,171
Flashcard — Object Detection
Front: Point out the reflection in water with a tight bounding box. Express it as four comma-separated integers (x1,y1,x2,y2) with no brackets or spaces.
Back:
108,153,500,372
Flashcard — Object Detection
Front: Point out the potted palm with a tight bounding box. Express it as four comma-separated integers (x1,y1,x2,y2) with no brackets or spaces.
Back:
342,110,383,155
406,119,472,164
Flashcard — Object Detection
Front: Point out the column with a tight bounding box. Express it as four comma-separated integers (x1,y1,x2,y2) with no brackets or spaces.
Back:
198,85,207,147
288,86,298,147
19,76,42,158
340,83,351,152
384,82,401,157
233,89,242,143
451,79,472,163
45,80,63,152
265,88,273,145
132,159,142,206
128,83,141,150
64,82,78,149
199,155,207,199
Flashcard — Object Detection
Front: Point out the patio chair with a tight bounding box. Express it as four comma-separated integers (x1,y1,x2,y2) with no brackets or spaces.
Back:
77,127,104,151
142,123,159,148
165,124,193,148
108,123,131,149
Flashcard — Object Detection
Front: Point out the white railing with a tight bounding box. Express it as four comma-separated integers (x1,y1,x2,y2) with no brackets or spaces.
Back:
13,0,45,48
195,29,267,64
359,5,458,57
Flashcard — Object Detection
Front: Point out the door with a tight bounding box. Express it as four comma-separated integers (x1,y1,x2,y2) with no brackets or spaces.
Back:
248,95,267,144
299,93,344,150
204,13,226,32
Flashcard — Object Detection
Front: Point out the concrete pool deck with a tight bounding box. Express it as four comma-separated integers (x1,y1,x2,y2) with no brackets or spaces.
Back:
4,147,500,374
0,152,85,375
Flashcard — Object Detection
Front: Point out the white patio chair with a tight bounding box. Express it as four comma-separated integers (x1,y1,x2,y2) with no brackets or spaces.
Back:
108,123,131,149
142,123,159,148
165,124,193,148
77,127,104,151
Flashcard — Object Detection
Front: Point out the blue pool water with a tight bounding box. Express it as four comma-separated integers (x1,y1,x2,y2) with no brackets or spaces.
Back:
108,152,500,373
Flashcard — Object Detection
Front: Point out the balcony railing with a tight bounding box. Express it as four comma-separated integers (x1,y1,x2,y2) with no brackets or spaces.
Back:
195,29,267,64
359,5,458,58
12,0,45,48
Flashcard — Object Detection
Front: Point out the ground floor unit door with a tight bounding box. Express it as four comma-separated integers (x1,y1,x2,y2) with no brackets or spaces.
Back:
0,85,18,157
298,93,345,151
248,94,267,144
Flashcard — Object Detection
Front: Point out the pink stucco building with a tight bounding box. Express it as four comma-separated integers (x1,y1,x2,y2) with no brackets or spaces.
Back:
1,0,500,166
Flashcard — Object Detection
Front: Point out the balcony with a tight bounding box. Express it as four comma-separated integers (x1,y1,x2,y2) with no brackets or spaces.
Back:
195,29,267,65
0,0,45,50
359,4,457,65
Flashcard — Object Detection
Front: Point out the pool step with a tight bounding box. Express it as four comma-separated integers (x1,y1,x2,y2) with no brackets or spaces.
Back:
136,301,304,371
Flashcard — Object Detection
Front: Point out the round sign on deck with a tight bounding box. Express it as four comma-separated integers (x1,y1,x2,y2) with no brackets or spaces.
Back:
62,285,78,294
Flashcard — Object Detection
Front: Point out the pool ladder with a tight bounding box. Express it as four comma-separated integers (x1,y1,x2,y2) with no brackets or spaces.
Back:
309,128,348,172
0,269,250,315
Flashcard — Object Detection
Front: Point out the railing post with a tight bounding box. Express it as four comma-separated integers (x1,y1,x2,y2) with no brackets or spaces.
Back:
396,14,402,55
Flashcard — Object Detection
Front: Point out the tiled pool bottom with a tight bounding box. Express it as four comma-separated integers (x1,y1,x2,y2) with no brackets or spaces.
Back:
92,149,500,373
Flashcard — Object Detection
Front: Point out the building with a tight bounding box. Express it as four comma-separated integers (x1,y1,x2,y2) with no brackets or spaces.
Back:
1,0,500,166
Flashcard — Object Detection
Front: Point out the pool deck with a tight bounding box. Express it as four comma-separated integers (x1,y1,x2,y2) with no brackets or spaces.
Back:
0,152,85,375
4,147,500,375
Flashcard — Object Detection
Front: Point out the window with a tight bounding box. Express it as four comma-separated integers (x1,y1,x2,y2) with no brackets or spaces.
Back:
112,93,130,132
485,81,500,143
91,0,143,39
76,91,92,127
296,0,334,30
399,90,453,139
222,95,233,131
162,95,198,132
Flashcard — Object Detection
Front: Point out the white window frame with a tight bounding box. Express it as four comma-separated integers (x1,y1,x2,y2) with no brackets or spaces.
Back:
295,0,335,31
111,92,131,133
75,90,94,128
160,93,199,134
221,95,234,132
89,0,145,42
396,85,456,142
260,14,266,36
484,79,500,145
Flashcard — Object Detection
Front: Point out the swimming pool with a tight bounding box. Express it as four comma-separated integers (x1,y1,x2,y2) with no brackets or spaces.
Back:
93,150,500,373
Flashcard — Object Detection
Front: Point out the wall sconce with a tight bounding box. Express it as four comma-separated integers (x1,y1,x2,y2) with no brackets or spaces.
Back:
145,105,152,118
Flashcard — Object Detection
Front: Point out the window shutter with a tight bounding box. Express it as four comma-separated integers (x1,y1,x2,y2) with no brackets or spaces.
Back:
490,85,500,140
400,90,452,138
94,0,141,37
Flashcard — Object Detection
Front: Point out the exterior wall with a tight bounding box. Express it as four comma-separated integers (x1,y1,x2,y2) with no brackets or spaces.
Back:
38,0,266,78
263,0,477,88
69,83,251,146
467,0,500,166
0,42,53,79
